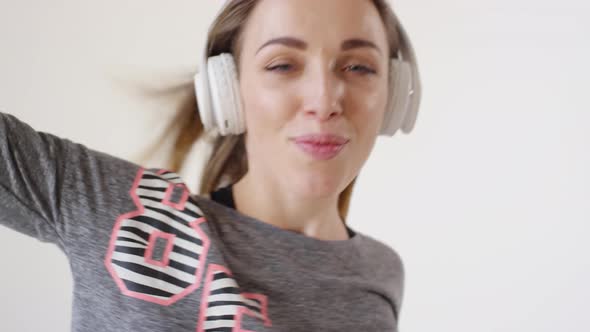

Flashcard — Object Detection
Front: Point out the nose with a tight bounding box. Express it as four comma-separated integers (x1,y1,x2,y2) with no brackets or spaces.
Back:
303,64,345,121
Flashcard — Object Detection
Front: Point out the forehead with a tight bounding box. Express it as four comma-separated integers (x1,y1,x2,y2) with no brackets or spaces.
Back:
240,0,388,54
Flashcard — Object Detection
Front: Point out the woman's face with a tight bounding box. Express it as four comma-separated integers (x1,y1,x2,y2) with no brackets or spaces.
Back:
237,0,390,197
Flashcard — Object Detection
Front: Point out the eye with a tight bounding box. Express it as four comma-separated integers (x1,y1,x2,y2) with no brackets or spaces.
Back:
345,64,376,75
266,63,293,73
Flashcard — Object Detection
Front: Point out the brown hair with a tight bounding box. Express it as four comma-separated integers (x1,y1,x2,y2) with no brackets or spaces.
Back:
140,0,401,224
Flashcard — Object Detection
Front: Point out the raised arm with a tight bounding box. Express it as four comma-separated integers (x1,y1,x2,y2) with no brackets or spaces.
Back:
0,111,141,250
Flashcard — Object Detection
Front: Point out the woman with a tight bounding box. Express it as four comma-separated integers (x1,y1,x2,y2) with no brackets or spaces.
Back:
0,0,421,330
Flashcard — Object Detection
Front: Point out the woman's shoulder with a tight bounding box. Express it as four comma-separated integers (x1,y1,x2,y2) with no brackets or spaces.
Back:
354,230,405,273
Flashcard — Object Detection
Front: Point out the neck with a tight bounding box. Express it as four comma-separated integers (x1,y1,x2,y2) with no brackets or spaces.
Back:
231,172,350,241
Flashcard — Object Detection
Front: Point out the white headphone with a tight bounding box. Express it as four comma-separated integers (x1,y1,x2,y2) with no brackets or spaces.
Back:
194,1,422,137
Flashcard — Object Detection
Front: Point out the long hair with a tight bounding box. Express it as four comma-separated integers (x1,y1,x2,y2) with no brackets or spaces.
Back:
139,0,401,224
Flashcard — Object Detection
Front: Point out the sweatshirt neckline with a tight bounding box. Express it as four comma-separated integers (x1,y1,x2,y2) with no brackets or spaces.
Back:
205,185,363,252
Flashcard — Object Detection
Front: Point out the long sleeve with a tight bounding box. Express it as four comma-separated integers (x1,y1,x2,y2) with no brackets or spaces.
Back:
0,111,141,251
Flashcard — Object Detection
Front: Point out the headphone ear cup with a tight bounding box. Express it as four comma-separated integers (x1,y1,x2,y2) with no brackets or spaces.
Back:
400,69,419,134
194,58,215,132
220,54,246,135
380,58,412,136
207,53,245,136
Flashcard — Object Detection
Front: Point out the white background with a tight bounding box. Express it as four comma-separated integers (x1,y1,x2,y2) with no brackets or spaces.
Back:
0,0,588,331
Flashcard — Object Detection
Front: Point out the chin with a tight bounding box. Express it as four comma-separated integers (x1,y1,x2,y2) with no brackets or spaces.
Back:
289,169,345,199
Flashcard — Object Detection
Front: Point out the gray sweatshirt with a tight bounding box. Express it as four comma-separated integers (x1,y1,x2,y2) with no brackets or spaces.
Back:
0,111,405,331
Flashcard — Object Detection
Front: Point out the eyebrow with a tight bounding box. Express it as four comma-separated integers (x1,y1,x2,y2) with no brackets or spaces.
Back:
255,36,382,55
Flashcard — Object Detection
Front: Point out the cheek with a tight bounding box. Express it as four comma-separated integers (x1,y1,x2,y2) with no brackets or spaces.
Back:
240,76,267,125
346,84,387,165
239,75,296,151
350,84,388,135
